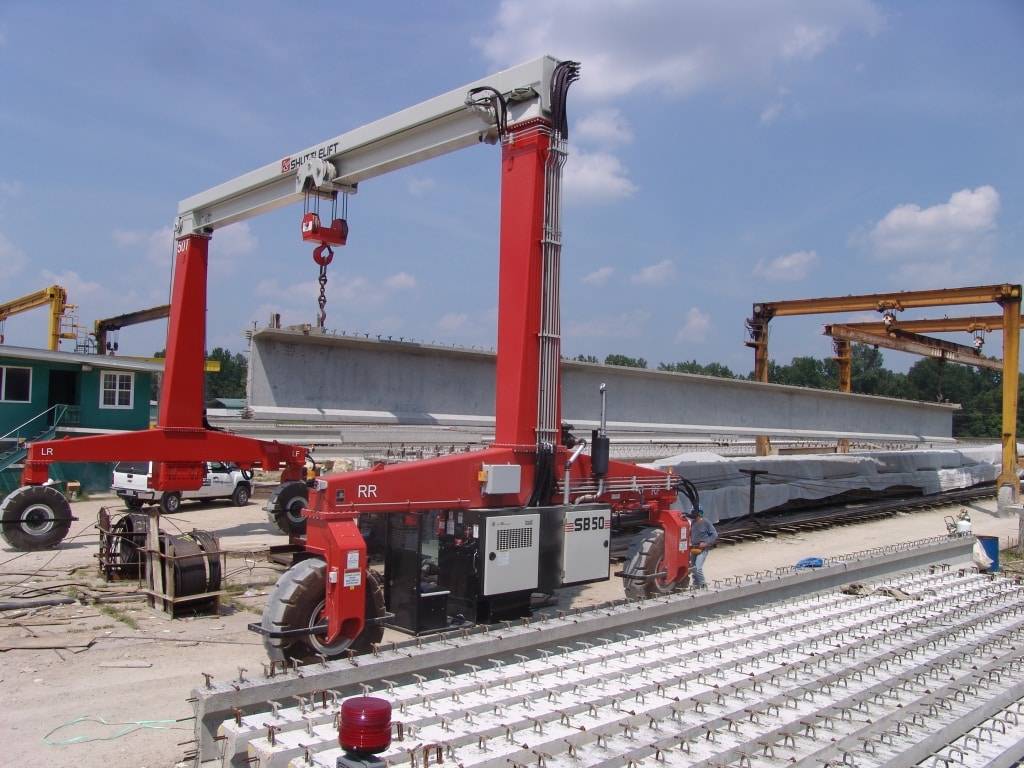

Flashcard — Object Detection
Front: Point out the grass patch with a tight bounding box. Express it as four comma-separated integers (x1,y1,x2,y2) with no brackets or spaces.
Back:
98,604,140,630
220,583,264,615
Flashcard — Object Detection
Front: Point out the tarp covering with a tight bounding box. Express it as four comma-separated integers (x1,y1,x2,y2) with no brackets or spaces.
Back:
646,444,1010,523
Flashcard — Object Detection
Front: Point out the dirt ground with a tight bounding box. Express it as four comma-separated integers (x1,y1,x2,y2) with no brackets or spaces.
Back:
0,492,1018,768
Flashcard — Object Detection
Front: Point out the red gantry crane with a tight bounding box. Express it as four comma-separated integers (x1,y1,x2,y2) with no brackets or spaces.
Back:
0,57,694,661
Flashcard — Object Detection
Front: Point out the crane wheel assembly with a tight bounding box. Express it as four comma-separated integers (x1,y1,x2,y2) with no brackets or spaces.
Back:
0,484,73,551
620,526,691,599
264,480,309,536
260,558,386,664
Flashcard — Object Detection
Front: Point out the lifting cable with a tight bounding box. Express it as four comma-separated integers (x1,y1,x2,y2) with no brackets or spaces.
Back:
302,189,349,329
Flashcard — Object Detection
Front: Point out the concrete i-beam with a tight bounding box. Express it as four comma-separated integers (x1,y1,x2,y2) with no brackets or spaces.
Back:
247,328,954,444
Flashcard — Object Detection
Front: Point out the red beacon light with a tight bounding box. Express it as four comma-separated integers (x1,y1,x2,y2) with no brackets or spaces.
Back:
338,696,392,768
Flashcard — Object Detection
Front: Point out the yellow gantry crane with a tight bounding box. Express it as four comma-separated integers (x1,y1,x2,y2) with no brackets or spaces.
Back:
746,284,1022,501
0,285,78,351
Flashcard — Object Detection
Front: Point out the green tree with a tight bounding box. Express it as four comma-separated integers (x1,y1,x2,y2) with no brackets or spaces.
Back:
849,344,887,395
770,356,832,389
205,347,248,400
604,354,648,369
658,360,738,379
572,354,599,363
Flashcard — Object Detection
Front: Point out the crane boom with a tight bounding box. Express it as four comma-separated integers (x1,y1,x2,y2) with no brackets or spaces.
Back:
175,56,559,235
93,304,171,354
751,284,1021,319
824,323,1006,372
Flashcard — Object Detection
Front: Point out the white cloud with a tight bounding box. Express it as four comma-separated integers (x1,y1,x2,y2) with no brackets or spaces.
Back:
407,177,435,196
865,186,1000,258
385,272,416,290
435,308,496,343
759,87,793,124
254,278,318,302
760,101,784,125
112,229,145,246
0,232,27,278
781,24,837,59
477,0,883,100
437,312,471,334
564,148,638,203
113,225,176,265
583,266,614,286
479,2,880,209
889,257,994,291
631,259,675,284
113,223,257,268
753,250,819,281
566,309,651,341
575,109,633,147
40,269,102,296
676,307,711,344
0,180,22,197
213,222,258,257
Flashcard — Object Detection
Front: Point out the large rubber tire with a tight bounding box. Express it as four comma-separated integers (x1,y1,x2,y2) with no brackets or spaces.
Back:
0,485,73,551
160,492,182,514
231,484,251,507
621,527,689,600
266,481,308,536
261,558,385,664
124,496,145,510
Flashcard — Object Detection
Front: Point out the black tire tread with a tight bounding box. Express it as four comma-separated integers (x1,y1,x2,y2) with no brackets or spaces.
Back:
621,527,689,600
160,492,181,514
0,485,73,551
266,481,308,536
261,558,384,664
232,484,250,507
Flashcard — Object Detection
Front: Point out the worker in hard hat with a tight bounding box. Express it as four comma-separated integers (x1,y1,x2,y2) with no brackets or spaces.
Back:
689,505,718,589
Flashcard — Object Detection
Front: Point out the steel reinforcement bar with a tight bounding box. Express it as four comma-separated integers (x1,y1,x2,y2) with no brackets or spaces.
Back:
190,535,977,763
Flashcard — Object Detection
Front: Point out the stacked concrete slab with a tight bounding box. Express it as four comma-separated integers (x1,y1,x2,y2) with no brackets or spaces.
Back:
648,445,1006,523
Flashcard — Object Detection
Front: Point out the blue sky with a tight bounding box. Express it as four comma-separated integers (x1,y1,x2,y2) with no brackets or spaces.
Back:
1,1,1021,375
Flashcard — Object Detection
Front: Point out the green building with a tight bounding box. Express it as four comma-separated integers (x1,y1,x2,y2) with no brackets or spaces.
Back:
0,346,161,493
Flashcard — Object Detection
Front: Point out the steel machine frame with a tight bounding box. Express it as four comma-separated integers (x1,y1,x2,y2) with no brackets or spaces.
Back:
0,57,693,659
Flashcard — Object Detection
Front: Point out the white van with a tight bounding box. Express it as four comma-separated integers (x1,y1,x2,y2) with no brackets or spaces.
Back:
111,461,252,513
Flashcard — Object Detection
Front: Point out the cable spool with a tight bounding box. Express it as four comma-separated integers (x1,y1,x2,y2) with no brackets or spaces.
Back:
160,530,222,599
110,512,149,578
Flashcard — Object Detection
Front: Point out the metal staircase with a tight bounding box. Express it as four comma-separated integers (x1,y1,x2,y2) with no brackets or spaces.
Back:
0,404,73,473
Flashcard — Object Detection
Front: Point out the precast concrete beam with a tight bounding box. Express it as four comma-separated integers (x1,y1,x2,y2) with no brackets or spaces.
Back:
248,329,955,443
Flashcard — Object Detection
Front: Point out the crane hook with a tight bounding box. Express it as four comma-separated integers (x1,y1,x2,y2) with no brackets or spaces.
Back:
313,243,334,266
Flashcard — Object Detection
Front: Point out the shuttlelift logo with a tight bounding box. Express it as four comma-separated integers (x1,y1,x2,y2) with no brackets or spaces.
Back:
280,141,340,173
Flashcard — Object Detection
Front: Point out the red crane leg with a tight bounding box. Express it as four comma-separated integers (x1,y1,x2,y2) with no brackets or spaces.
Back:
160,234,210,429
19,231,306,488
494,120,552,449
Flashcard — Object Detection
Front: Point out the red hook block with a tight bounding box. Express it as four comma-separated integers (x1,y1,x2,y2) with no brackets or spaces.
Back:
301,213,349,246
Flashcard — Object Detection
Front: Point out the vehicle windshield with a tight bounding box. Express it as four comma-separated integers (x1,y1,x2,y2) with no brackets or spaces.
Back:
113,461,150,474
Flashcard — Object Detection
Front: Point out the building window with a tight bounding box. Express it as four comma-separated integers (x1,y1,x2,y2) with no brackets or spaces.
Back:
101,371,134,409
0,366,31,402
